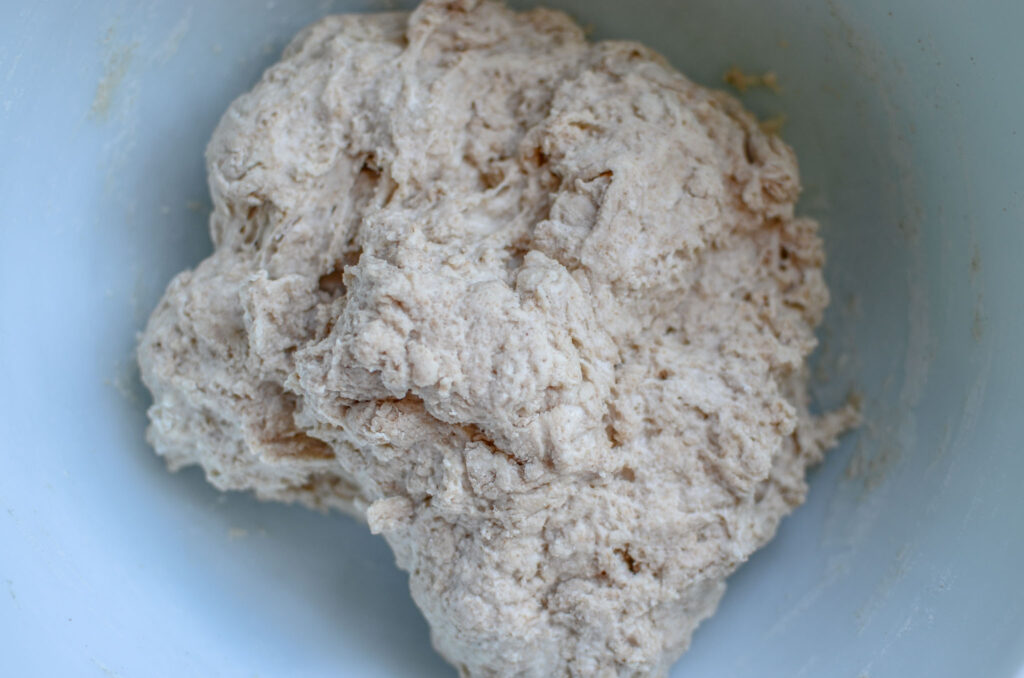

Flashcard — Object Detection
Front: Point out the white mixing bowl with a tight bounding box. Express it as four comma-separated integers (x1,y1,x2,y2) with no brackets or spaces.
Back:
2,1,1021,676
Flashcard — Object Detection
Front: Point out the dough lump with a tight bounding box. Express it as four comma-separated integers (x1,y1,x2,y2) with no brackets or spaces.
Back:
139,1,857,675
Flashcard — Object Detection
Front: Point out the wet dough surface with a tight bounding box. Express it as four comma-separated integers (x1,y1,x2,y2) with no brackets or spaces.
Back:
139,1,857,675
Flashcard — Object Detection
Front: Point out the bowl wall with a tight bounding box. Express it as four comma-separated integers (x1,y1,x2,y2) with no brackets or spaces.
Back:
1,1,1022,676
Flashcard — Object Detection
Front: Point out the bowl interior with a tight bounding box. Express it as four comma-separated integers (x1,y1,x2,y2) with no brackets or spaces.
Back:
1,1,1022,676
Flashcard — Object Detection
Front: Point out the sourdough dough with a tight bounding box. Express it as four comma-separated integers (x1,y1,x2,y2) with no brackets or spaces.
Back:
138,1,857,675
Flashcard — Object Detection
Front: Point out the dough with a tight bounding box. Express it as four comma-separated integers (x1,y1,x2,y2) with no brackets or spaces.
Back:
138,1,857,675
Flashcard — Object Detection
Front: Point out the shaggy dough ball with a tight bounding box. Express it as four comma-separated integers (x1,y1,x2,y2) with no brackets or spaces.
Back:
139,1,857,675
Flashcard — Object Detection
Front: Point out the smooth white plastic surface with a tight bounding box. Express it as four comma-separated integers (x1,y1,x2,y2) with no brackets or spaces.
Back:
2,2,1022,676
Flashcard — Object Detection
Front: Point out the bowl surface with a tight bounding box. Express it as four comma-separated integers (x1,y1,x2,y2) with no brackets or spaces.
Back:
2,1,1022,676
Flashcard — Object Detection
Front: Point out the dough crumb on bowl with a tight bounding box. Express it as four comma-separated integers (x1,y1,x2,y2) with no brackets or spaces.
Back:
723,65,783,93
138,1,859,675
